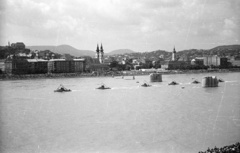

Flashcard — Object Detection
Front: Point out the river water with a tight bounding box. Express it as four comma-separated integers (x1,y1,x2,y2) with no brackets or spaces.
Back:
0,72,240,153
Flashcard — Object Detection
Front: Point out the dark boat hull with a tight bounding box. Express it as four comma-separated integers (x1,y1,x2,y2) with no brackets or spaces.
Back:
96,87,111,90
54,89,71,92
96,88,111,90
168,82,178,85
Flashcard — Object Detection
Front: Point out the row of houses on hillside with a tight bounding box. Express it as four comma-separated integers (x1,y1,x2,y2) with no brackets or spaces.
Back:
104,47,240,70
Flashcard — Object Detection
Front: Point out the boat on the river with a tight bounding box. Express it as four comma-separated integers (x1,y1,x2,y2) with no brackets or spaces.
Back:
192,80,200,84
54,88,71,92
141,83,151,87
168,81,179,85
96,85,111,90
54,84,71,92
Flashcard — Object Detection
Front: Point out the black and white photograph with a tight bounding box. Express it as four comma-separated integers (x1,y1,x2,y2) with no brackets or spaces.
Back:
0,0,240,153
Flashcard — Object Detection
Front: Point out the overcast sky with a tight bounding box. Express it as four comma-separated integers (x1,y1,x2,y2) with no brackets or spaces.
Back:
0,0,239,52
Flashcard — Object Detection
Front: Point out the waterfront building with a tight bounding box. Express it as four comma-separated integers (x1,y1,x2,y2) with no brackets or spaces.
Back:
191,57,204,66
0,59,5,71
47,59,75,73
5,58,29,74
203,55,220,66
73,59,85,73
220,57,229,68
160,46,190,70
27,59,48,74
5,58,85,74
161,61,189,70
86,44,108,73
194,56,229,68
5,57,48,74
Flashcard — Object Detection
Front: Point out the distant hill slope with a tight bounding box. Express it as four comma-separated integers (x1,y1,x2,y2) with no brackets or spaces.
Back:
107,49,135,55
123,45,240,60
27,45,95,57
26,44,240,59
209,45,240,51
177,45,240,57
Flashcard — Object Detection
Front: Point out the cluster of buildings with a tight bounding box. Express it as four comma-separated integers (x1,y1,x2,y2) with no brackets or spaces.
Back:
126,47,231,70
3,43,109,75
1,41,240,75
5,58,85,75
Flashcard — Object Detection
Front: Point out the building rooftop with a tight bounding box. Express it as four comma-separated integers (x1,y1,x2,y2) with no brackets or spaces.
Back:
27,59,48,62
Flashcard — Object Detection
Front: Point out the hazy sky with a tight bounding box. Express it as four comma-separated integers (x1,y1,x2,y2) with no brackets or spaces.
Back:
0,0,239,52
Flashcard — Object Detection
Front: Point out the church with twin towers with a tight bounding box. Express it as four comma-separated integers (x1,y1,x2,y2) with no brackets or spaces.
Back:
95,44,104,64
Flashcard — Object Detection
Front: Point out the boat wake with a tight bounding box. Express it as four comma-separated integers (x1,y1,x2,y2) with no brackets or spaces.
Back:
225,81,238,83
111,86,139,90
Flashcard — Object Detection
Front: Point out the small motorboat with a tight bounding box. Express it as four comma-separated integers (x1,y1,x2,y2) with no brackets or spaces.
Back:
96,85,111,90
192,80,200,84
141,83,151,87
168,81,179,85
218,79,224,82
54,88,71,92
54,84,71,92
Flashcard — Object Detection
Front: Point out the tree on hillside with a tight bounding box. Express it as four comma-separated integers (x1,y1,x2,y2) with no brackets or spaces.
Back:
110,61,119,68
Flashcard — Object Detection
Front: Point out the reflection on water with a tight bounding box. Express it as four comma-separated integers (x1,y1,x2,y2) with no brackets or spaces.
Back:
0,72,240,153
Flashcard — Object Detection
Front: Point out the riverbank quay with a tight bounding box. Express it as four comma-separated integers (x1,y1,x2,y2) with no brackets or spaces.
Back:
124,68,240,76
0,72,127,80
0,73,94,80
0,68,240,80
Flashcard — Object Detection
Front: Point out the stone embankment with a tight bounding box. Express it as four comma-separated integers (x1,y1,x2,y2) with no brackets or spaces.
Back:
0,68,239,80
0,73,94,80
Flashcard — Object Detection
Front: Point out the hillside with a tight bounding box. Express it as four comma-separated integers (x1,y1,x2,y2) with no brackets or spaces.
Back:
2,44,239,60
210,45,240,51
107,49,135,55
121,45,240,60
27,45,95,57
177,45,240,58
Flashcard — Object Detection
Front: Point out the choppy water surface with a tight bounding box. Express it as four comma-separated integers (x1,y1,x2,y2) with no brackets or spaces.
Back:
0,72,240,153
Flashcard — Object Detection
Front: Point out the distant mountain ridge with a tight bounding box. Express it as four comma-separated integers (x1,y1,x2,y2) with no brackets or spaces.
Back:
209,45,240,51
26,44,240,59
107,49,135,55
27,45,95,57
27,45,136,57
118,45,240,60
177,45,240,57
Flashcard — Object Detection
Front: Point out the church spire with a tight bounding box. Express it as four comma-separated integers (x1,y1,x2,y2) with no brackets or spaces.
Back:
96,44,100,59
100,43,103,52
173,46,176,53
172,46,176,61
96,44,99,53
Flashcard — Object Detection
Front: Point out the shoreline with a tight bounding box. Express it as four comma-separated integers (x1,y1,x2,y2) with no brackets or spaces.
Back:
0,69,240,81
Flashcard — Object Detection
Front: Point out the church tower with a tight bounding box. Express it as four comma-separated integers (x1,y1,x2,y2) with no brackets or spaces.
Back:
96,44,100,59
172,46,176,61
99,43,104,63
